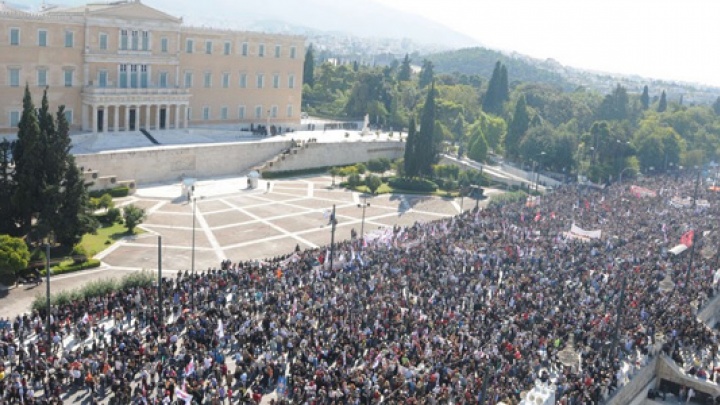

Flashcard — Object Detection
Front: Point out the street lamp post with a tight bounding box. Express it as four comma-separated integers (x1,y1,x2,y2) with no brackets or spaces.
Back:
191,196,196,310
357,197,370,247
45,233,53,354
618,167,634,184
158,236,163,325
329,205,337,271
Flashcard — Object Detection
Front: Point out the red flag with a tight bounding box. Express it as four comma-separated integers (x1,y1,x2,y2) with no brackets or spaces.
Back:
681,230,694,247
584,200,590,210
534,212,541,222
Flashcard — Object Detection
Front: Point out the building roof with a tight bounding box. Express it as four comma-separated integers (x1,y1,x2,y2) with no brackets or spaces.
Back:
43,0,181,23
0,1,30,15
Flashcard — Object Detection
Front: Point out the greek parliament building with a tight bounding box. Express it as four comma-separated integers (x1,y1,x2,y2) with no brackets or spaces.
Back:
0,0,305,134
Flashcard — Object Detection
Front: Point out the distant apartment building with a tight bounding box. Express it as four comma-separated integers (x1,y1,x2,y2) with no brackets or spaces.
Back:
0,0,304,134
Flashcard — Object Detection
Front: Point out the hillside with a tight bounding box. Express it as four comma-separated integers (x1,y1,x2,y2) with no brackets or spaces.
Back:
427,47,574,90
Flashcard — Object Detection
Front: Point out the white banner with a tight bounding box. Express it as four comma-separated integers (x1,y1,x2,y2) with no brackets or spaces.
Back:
566,223,602,241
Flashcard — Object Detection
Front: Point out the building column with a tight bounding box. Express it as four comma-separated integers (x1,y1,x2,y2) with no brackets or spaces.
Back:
156,104,161,130
125,105,130,131
102,105,109,134
134,105,140,131
183,104,188,129
113,105,120,132
81,104,89,131
174,104,180,130
91,104,98,133
144,104,150,130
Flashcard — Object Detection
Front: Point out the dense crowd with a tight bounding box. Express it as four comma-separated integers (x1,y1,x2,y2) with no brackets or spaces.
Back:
1,172,719,405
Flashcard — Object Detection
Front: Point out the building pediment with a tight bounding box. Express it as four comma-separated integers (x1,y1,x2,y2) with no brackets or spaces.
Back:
90,2,181,23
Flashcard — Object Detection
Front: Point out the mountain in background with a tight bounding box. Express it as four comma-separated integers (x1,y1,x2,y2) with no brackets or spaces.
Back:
20,0,478,50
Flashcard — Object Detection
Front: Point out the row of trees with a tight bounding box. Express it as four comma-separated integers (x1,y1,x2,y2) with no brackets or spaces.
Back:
0,86,97,246
303,47,720,183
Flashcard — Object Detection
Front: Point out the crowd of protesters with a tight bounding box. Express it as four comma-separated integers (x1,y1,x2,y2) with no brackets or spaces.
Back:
1,171,720,405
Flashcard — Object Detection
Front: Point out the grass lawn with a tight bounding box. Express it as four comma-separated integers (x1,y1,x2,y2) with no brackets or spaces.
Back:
80,222,143,257
353,183,460,197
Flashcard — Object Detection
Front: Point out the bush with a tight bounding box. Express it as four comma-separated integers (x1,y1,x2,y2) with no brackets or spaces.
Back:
489,191,528,207
367,158,392,173
388,177,438,192
40,258,101,276
355,163,367,175
89,186,130,199
105,207,122,224
120,271,156,290
347,173,361,188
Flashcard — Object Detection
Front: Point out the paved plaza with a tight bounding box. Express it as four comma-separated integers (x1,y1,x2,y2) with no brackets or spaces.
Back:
3,174,495,319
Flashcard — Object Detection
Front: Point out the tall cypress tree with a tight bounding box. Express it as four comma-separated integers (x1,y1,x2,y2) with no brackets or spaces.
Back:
505,94,529,159
499,64,509,105
55,154,97,247
403,116,418,177
416,82,437,177
640,85,650,110
657,90,667,112
0,139,16,235
398,54,412,82
418,60,434,89
12,85,46,236
303,44,315,87
482,61,508,115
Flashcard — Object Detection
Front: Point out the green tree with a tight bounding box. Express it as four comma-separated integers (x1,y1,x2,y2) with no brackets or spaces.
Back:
416,83,438,176
467,125,489,162
398,54,412,81
365,174,382,194
12,85,46,236
713,96,720,115
303,44,315,87
403,116,418,177
597,84,629,121
482,61,509,115
0,139,16,235
657,90,667,112
418,60,434,89
640,85,650,110
123,204,146,234
54,155,98,246
505,95,529,159
0,234,30,282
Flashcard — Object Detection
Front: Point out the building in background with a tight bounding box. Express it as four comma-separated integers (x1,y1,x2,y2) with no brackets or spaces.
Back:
0,0,304,134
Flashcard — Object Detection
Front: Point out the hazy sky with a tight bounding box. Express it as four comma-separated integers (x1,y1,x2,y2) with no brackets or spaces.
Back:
376,0,720,87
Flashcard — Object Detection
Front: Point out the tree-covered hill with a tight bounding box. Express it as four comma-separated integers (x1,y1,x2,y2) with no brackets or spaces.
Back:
427,47,574,90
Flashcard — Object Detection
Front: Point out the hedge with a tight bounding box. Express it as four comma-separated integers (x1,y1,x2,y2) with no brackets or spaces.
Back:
31,270,155,312
388,177,438,192
89,186,130,198
261,167,329,179
39,258,102,276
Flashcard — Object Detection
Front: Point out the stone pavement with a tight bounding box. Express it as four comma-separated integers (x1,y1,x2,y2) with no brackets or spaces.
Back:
2,174,499,320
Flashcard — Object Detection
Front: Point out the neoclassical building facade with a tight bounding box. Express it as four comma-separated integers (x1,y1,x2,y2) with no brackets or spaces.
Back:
0,0,305,134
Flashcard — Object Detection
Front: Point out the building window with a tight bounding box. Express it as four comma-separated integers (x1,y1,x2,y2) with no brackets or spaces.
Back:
258,44,265,57
99,33,108,50
159,72,168,88
131,30,139,50
184,71,193,88
119,64,128,88
205,40,212,54
130,65,138,88
38,30,47,47
140,65,148,88
10,28,19,46
204,72,212,88
202,107,210,120
239,73,247,88
256,74,264,89
290,46,296,59
274,44,281,58
9,111,20,128
224,41,231,55
271,105,278,118
241,42,248,56
238,105,245,119
287,104,293,118
64,109,73,125
255,106,262,119
37,68,47,87
187,107,192,121
186,39,193,53
161,37,168,53
64,69,73,87
98,70,107,87
222,73,230,88
288,74,295,89
120,29,128,50
142,31,149,51
273,74,280,89
8,68,20,87
64,31,74,47
221,107,228,120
